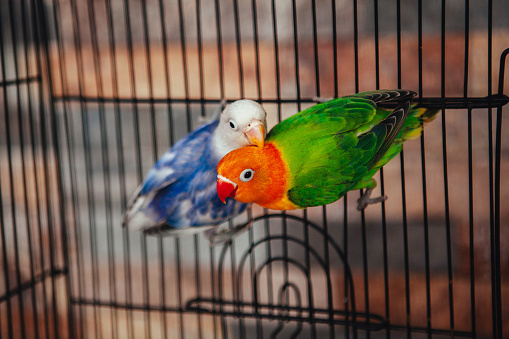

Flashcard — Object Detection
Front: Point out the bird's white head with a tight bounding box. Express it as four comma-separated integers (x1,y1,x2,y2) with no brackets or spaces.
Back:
214,99,267,157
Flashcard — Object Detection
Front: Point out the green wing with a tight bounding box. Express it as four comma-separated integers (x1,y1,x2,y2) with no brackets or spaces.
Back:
267,90,415,208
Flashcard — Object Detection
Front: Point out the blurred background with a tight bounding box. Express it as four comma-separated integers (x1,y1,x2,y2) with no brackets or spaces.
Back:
0,0,508,338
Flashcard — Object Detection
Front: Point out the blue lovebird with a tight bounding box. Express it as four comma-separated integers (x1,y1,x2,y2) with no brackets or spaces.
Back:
122,100,267,240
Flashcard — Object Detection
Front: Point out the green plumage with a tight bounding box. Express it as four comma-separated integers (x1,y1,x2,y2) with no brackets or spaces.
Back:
266,90,438,208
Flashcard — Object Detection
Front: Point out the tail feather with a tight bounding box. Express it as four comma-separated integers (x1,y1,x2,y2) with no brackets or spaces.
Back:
122,185,142,227
399,106,440,141
363,101,411,169
362,100,439,180
122,186,160,231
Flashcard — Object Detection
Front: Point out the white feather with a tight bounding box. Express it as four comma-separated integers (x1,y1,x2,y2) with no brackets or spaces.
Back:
122,99,267,234
212,99,267,158
127,209,159,232
122,187,157,230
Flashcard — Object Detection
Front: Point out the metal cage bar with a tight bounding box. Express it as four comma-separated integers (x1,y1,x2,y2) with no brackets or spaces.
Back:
0,0,507,338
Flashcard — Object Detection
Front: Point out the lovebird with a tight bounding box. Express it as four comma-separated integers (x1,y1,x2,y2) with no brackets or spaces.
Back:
122,100,267,237
217,90,438,211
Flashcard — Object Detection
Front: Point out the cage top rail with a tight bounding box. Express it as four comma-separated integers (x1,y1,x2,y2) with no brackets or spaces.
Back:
50,47,509,111
51,94,509,110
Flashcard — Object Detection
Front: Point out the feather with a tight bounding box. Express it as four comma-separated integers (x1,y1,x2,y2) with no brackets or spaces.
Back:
123,100,267,236
218,90,439,210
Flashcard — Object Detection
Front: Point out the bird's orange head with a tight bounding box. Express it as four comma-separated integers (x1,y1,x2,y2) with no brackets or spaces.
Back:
216,143,292,209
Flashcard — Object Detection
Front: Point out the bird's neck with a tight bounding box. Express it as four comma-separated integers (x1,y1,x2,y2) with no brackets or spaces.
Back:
211,128,235,159
251,143,297,210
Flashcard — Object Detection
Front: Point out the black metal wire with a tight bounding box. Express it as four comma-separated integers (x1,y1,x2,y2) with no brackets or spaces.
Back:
440,3,456,337
343,197,351,337
228,220,239,339
372,4,392,339
0,75,41,87
106,0,130,336
233,0,244,99
464,2,477,338
492,47,508,339
42,0,78,336
158,236,168,339
248,1,264,336
393,2,412,338
2,1,509,338
119,1,140,337
0,56,14,338
230,2,246,337
53,0,88,336
140,1,158,337
196,0,205,118
4,3,50,339
210,240,219,339
417,1,432,338
68,1,102,337
87,0,119,337
175,237,185,339
0,268,67,303
484,2,498,336
158,3,175,336
50,94,509,110
467,105,476,339
251,0,262,100
18,1,44,337
5,1,32,337
0,7,27,338
197,214,358,336
36,0,73,336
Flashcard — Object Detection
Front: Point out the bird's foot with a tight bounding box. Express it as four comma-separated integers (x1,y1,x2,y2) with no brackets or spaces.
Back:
206,220,253,246
357,188,387,210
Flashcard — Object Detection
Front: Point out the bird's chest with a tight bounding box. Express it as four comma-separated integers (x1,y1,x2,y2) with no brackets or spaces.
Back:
258,193,298,210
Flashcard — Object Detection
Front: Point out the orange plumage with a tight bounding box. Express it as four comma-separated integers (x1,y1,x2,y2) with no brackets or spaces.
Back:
217,143,298,210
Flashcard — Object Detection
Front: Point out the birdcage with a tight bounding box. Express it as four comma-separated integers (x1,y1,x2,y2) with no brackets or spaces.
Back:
0,0,508,338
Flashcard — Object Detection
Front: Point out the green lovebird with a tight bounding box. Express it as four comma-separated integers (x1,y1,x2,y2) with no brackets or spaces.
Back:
217,90,438,210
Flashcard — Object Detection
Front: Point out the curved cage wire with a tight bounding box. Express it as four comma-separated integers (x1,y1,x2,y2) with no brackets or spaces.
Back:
0,0,508,338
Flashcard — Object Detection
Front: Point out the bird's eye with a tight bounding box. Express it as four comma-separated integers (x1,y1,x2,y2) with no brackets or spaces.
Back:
240,169,254,182
229,119,238,130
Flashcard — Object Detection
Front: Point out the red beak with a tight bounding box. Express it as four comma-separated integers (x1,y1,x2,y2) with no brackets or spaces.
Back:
217,175,238,203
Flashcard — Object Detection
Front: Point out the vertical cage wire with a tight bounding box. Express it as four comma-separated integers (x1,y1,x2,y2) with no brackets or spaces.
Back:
0,0,508,338
0,0,71,338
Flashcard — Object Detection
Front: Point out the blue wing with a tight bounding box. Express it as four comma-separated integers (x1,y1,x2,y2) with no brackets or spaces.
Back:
141,121,218,195
123,121,248,232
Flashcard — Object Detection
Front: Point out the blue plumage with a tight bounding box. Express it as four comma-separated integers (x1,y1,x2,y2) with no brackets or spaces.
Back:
122,99,267,238
140,121,247,229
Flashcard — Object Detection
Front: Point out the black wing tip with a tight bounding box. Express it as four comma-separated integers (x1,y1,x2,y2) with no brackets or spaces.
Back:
376,104,407,132
361,99,411,169
378,89,416,102
385,100,411,128
353,89,416,106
